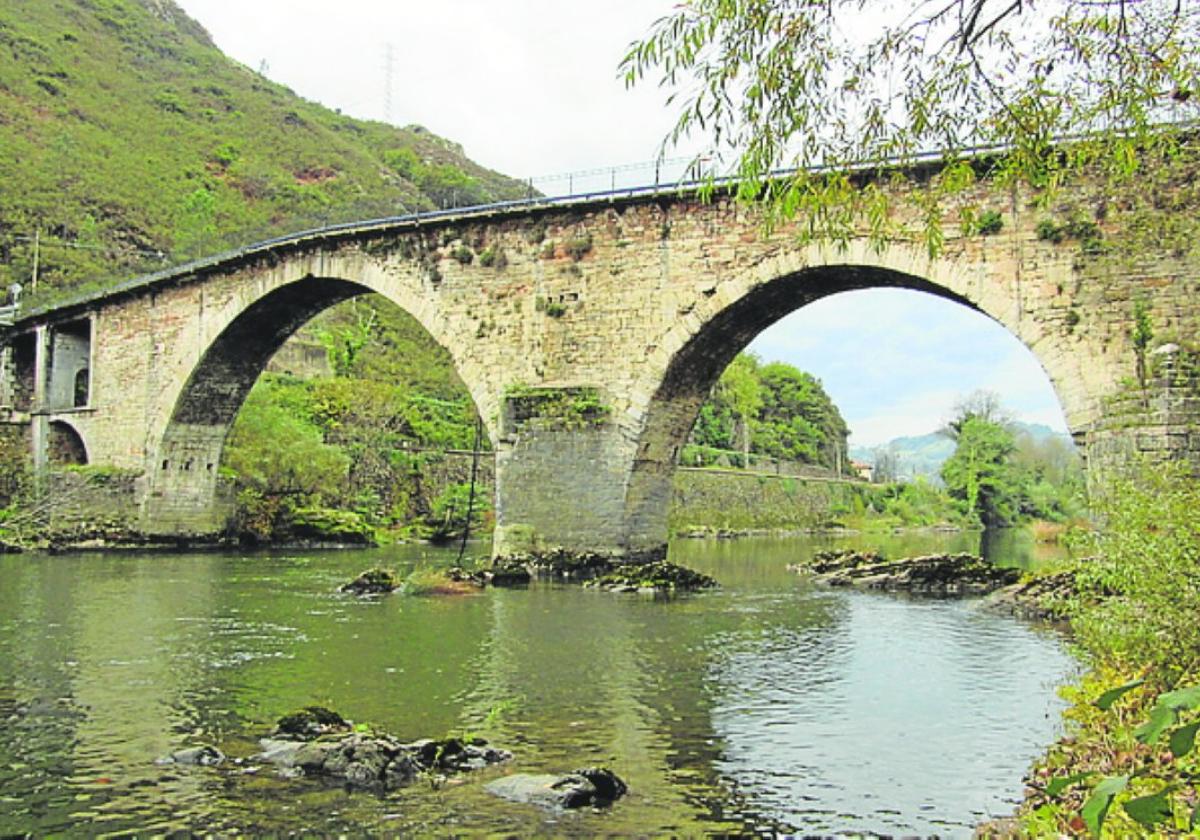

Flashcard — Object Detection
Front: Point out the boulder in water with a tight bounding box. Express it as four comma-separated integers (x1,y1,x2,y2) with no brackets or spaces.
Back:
583,561,717,593
272,706,351,740
157,745,225,766
485,766,628,810
340,568,401,595
789,551,1020,596
257,709,511,790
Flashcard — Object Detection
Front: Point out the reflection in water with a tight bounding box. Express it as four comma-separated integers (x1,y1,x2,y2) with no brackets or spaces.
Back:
0,534,1074,837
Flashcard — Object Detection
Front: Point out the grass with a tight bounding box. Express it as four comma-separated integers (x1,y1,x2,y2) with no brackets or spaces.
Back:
0,0,529,307
401,568,479,597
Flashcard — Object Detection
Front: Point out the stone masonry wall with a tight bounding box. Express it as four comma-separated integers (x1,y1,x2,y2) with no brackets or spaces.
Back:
9,173,1198,555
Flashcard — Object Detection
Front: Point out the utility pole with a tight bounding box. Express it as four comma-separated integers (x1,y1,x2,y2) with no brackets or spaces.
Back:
383,43,395,125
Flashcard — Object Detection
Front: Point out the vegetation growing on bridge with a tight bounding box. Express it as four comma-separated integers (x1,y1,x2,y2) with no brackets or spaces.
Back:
622,0,1199,256
503,385,611,432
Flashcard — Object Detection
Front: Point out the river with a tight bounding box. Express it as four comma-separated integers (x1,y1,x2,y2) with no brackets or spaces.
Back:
0,530,1074,837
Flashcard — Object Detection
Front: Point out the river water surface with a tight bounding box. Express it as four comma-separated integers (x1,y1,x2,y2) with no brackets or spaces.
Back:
0,532,1074,837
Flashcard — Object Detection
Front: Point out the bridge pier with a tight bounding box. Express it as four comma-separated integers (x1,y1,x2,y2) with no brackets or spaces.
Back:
140,424,236,539
491,386,668,562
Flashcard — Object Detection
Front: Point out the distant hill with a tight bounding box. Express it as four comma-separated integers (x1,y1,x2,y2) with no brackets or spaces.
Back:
0,0,529,306
851,421,1074,482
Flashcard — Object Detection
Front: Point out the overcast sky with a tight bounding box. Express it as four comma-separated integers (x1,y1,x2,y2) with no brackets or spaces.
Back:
175,0,1069,446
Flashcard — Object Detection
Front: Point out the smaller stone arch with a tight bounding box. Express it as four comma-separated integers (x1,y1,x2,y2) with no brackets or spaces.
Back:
48,419,88,466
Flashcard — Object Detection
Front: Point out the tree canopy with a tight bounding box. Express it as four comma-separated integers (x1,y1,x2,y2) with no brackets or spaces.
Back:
688,353,849,471
938,392,1081,526
623,1,1200,246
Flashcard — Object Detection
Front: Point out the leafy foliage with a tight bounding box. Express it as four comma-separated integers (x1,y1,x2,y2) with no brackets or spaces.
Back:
1022,461,1200,836
622,0,1199,249
688,353,849,472
940,395,1082,527
422,482,489,544
221,294,489,541
1071,462,1200,676
940,414,1019,526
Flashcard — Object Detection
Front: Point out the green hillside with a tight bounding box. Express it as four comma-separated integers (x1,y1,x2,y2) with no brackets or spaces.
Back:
0,0,863,547
0,0,527,305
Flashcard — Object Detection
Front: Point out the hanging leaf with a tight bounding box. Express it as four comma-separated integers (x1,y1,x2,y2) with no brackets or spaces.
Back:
1192,798,1200,830
1045,771,1094,797
1158,685,1200,712
1123,785,1179,828
1094,678,1144,710
1081,774,1129,838
1168,721,1200,759
1135,705,1176,745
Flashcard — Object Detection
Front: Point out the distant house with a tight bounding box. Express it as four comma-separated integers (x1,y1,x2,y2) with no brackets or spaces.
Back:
850,460,874,482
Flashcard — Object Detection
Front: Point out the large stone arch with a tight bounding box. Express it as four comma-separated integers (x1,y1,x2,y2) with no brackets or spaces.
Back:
140,254,496,537
619,240,1083,554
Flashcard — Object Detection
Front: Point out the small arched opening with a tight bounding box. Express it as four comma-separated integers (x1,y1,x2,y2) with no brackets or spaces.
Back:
48,420,88,466
73,367,90,408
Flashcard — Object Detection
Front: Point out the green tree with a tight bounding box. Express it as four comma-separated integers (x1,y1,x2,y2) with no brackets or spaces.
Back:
687,353,848,471
717,352,763,463
223,387,349,499
623,1,1199,249
940,414,1018,526
756,362,849,471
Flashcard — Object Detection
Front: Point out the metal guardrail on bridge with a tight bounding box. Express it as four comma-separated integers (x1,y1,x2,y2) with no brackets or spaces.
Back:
19,124,1198,325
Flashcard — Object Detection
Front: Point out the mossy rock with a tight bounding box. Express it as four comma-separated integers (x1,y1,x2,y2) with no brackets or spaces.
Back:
585,561,718,593
341,567,401,595
273,706,351,740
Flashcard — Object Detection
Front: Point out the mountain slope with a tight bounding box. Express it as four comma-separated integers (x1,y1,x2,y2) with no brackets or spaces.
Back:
0,0,527,304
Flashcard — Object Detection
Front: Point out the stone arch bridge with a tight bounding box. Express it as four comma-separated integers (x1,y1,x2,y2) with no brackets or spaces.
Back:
1,180,1196,559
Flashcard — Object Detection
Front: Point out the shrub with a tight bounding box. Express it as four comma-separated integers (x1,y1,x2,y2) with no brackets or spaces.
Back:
975,209,1003,235
1071,461,1200,677
1037,218,1065,243
564,233,593,260
478,245,506,268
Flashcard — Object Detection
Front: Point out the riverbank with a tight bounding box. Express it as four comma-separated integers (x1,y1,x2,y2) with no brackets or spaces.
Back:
979,465,1200,837
0,465,938,554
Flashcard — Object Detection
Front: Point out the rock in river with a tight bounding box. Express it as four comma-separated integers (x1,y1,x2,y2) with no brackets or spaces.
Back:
272,705,351,739
485,767,628,810
157,745,225,766
984,569,1079,622
340,568,401,595
583,561,718,593
257,709,511,790
788,550,1020,596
